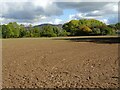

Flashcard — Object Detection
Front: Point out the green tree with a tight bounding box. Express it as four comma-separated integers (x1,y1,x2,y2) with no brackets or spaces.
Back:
0,25,2,38
41,25,57,37
2,24,14,38
29,24,34,37
115,23,120,29
26,30,31,37
92,28,101,35
5,22,20,38
19,24,26,37
59,29,69,36
33,27,40,37
76,25,92,36
63,19,109,36
100,26,115,35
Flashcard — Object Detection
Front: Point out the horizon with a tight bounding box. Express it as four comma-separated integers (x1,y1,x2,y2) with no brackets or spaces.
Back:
0,0,119,26
1,19,119,27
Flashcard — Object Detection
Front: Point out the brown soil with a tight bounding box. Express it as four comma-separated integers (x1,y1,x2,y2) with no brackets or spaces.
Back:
2,38,119,88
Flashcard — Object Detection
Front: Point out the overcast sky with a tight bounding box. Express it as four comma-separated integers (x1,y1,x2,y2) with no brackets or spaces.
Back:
0,0,119,25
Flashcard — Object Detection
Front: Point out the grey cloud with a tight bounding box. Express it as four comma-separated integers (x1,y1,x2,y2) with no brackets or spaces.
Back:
2,2,44,20
55,2,118,24
1,2,62,21
55,2,118,14
42,4,63,16
0,1,118,24
54,2,108,12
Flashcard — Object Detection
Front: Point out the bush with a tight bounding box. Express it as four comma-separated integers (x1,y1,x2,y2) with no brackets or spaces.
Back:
100,26,115,35
92,28,101,35
59,30,69,36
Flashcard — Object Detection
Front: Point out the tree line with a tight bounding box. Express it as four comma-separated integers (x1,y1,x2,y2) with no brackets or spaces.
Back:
0,19,119,38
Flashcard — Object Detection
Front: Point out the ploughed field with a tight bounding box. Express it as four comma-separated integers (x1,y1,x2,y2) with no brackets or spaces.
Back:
2,37,119,88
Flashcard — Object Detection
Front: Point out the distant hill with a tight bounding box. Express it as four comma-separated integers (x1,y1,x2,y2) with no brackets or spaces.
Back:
34,24,63,29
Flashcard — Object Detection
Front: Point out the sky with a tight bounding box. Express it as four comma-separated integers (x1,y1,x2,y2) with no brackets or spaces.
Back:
0,0,119,25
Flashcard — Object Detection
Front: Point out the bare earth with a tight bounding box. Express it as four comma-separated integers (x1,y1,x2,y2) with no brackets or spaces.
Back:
2,38,119,88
